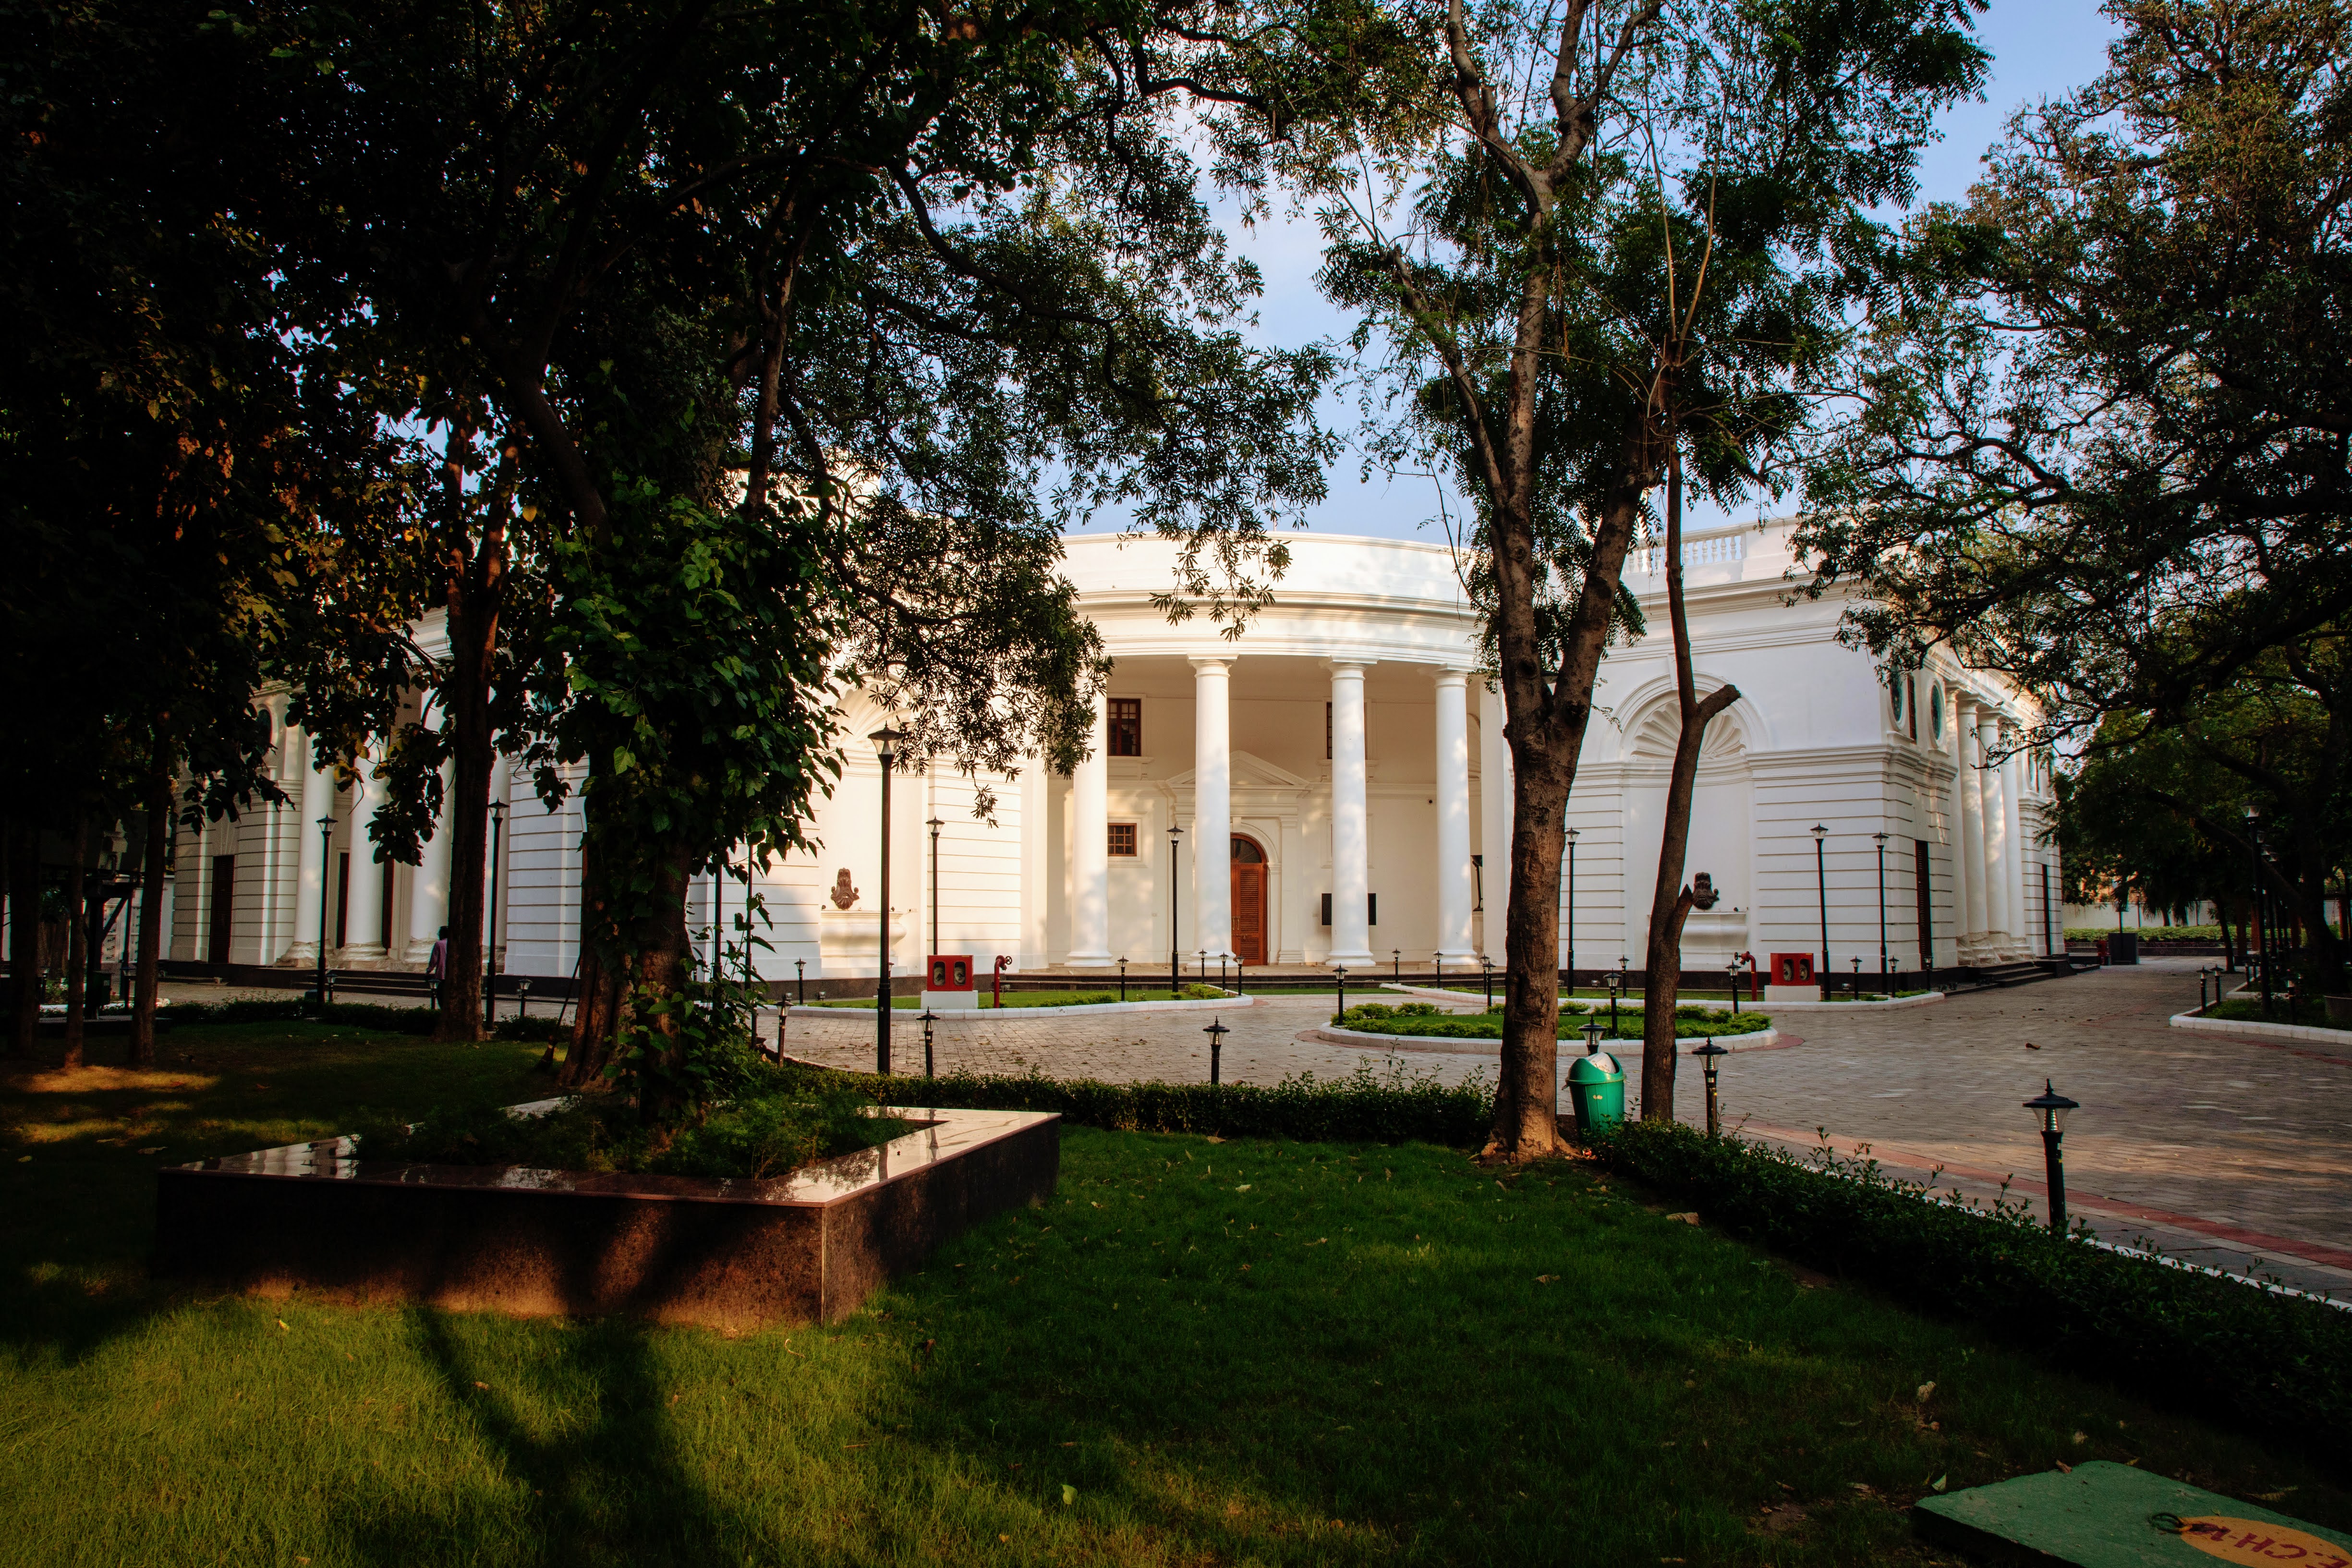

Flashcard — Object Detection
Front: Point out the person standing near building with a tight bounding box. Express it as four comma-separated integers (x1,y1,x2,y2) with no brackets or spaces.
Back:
427,925,449,1008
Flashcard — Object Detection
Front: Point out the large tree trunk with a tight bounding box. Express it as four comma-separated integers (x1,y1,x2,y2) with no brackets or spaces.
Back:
433,411,504,1042
1638,445,1739,1120
6,822,36,1057
131,761,170,1065
634,844,698,1126
61,818,87,1070
561,828,624,1088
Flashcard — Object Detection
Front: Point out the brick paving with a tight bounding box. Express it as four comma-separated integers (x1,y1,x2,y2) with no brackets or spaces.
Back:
774,962,2352,1302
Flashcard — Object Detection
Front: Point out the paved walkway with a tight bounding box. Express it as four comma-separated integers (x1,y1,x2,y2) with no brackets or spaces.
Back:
775,963,2352,1303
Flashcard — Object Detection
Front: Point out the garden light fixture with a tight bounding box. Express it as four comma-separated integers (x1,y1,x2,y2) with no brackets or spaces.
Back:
313,814,336,1011
1167,823,1183,1001
920,1009,937,1079
2024,1078,2079,1233
1203,1017,1229,1084
1693,1041,1728,1137
1873,831,1890,978
1810,824,1830,1001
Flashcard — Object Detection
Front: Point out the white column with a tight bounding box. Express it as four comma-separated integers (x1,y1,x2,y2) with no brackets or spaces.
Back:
1479,679,1513,963
341,742,389,962
1327,660,1373,966
1954,694,1988,946
284,736,335,964
1191,657,1234,962
1068,693,1112,965
2003,739,2029,957
404,761,454,962
1978,707,2010,945
1433,668,1476,962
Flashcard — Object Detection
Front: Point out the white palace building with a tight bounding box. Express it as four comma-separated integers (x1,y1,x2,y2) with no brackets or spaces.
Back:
164,521,2062,988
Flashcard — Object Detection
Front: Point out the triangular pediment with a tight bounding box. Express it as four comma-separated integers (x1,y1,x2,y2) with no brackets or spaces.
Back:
1165,749,1313,792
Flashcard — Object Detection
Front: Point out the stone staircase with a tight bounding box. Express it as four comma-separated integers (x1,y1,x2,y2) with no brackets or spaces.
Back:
1953,959,2079,991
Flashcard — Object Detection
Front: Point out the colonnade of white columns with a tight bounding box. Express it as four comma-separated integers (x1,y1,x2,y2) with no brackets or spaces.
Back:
1948,689,2040,962
1061,657,1481,969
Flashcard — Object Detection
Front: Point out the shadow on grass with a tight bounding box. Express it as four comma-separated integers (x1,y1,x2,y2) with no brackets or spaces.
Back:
331,1311,756,1568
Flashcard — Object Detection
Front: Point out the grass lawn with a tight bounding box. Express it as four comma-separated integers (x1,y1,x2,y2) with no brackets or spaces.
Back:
814,988,1219,1010
2205,997,2351,1030
2,1024,2346,1566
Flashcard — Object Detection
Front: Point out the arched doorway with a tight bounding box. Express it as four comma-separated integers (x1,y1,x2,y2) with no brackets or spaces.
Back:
1230,834,1269,964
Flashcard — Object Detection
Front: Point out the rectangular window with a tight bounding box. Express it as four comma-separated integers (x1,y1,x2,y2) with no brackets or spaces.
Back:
1325,702,1333,760
1108,698,1142,757
1107,822,1137,857
1319,893,1377,925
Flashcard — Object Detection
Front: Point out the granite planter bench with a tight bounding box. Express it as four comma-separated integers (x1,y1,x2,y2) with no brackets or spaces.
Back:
155,1104,1058,1331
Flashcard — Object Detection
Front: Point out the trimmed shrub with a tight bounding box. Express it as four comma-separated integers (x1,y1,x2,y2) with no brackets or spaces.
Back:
164,999,443,1034
1331,1004,1771,1041
813,1060,1494,1146
493,1014,575,1044
1588,1118,2352,1445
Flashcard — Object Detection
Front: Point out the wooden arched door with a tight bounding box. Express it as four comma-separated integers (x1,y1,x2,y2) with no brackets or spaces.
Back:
1230,834,1268,963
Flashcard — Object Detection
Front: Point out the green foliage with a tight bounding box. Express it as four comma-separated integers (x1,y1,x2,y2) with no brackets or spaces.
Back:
355,1085,907,1180
163,1000,442,1035
1800,0,2352,739
1331,1004,1770,1039
1589,1118,2352,1450
492,1014,575,1044
841,1060,1493,1147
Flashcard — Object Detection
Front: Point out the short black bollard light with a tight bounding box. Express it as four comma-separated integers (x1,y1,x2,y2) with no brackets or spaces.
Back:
1118,956,1128,1003
1480,953,1493,1007
795,958,806,1008
517,979,531,1018
1198,948,1208,986
1607,966,1624,1033
1334,965,1350,1020
2024,1078,2080,1234
1393,948,1402,983
1203,1016,1229,1084
1726,960,1744,1013
1692,1041,1728,1137
920,1010,938,1079
1851,954,1863,999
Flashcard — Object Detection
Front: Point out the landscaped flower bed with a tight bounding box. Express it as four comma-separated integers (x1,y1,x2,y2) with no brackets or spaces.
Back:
1331,1001,1771,1040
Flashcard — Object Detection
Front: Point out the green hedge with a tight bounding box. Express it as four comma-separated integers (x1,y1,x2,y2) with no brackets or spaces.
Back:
163,998,443,1034
812,1061,1493,1146
1588,1118,2352,1444
1332,1001,1772,1040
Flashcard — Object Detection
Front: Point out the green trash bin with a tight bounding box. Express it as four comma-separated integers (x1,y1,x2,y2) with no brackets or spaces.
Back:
1567,1048,1626,1136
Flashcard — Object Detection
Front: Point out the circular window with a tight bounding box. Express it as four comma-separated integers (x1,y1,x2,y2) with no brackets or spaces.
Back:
1929,683,1945,741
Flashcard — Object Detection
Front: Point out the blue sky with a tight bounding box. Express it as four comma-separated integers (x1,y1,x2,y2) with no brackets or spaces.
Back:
1065,0,2122,544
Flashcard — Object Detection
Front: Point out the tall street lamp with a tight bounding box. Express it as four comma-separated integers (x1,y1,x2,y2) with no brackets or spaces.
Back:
313,814,336,1010
1166,822,1184,1000
2248,806,2270,1012
926,814,944,963
485,799,506,1025
2024,1078,2079,1233
1873,831,1890,981
1565,826,1579,989
1810,824,1831,1001
870,725,907,1073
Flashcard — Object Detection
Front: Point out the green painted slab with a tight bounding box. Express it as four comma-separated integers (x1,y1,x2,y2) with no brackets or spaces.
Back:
1915,1461,2352,1566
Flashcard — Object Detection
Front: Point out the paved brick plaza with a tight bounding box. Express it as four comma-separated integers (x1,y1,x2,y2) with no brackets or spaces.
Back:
776,961,2352,1302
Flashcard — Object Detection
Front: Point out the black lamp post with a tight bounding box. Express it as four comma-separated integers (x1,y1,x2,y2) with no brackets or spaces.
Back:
1479,952,1493,1007
870,725,907,1073
1334,964,1349,1018
1726,959,1743,1012
1204,1016,1229,1084
1167,822,1184,1000
920,1009,937,1079
2248,807,2270,1013
1117,956,1128,1003
1606,964,1622,1033
1810,824,1831,1001
2024,1078,2079,1233
313,814,336,1010
1693,1040,1728,1136
485,799,506,1025
926,815,943,962
1393,947,1401,983
795,957,806,1007
1565,826,1578,988
1873,831,1890,981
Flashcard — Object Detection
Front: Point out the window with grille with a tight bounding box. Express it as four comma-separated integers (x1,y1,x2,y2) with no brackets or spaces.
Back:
1108,698,1142,756
1107,822,1137,857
